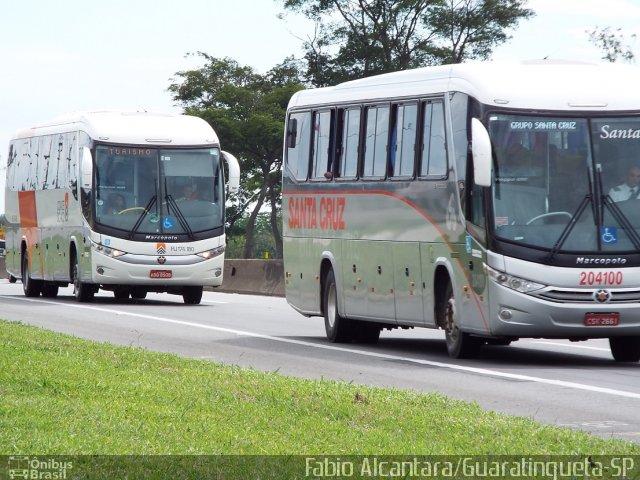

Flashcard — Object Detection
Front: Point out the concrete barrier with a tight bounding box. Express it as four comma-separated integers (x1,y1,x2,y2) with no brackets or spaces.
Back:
0,255,285,297
210,259,285,297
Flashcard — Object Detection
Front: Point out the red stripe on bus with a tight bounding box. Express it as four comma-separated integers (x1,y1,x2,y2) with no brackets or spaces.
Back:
18,190,38,228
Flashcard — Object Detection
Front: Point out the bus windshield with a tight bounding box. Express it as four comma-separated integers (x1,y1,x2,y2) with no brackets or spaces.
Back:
489,114,640,253
94,146,224,236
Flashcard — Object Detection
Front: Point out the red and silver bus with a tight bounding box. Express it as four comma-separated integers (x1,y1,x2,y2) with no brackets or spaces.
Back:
282,61,640,361
4,111,239,304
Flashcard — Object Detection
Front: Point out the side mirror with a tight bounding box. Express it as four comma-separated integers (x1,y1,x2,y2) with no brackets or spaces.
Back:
471,118,492,187
81,147,93,190
286,118,298,149
221,150,240,194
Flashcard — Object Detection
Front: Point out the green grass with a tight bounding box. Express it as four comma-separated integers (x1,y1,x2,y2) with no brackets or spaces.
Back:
1,319,638,456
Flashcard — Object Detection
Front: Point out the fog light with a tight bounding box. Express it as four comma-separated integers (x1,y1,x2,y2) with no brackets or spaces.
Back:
214,268,222,277
499,308,513,320
97,267,105,275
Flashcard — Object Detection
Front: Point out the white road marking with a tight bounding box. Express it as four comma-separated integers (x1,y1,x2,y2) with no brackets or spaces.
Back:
6,296,640,401
529,340,610,352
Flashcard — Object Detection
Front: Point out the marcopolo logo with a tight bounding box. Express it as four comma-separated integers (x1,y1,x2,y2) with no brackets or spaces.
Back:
8,456,73,479
576,257,627,265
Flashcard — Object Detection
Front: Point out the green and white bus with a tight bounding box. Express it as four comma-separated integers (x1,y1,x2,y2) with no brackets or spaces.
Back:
5,111,239,304
282,61,640,361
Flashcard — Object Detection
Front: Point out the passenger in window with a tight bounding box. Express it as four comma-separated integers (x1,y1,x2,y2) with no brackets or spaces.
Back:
105,193,126,214
608,166,640,202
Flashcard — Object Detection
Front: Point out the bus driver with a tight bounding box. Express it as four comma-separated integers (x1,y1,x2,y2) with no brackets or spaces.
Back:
608,166,640,202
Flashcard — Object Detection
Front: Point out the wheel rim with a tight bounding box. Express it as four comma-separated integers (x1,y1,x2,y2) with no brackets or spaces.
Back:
327,282,337,329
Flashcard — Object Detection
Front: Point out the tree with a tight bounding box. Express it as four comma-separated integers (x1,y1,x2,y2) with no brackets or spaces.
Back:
587,27,636,63
427,0,535,63
169,54,304,258
280,0,534,86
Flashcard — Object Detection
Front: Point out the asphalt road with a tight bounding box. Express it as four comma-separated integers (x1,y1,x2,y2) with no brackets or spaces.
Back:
1,280,639,443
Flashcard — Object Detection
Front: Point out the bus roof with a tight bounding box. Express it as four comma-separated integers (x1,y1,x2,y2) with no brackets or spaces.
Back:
288,60,640,112
11,110,219,146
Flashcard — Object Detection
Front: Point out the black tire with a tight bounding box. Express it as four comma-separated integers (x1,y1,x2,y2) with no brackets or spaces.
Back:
114,287,130,300
131,288,147,300
438,282,482,359
8,275,17,284
609,337,640,362
73,253,94,303
183,286,203,304
41,283,59,298
22,252,42,297
323,269,353,343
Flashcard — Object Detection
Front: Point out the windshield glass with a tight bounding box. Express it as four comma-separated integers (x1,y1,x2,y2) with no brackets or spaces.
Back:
489,114,640,253
94,146,223,236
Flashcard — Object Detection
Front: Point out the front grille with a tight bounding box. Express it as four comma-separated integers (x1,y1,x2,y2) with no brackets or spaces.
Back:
534,288,640,304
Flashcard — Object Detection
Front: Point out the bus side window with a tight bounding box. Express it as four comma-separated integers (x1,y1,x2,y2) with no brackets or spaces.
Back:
339,107,360,179
389,103,418,178
286,111,312,181
419,100,448,178
311,110,335,180
362,105,389,178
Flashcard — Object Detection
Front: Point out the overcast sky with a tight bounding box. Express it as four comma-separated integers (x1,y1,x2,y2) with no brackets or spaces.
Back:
1,0,640,211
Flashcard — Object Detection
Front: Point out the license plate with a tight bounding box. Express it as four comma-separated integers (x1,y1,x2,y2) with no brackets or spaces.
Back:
150,270,172,279
584,312,619,326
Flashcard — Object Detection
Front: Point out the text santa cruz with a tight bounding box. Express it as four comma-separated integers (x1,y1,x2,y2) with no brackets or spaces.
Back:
288,195,346,231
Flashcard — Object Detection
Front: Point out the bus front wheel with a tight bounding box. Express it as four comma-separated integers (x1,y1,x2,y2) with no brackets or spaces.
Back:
609,337,640,362
323,269,353,343
72,254,94,303
439,282,482,359
183,286,203,305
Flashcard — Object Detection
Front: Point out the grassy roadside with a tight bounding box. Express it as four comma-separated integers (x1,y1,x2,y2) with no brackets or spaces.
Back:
1,319,638,456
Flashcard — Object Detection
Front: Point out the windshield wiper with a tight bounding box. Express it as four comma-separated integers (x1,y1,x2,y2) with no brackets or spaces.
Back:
547,168,640,262
545,194,592,263
127,194,157,240
598,166,640,250
164,179,195,240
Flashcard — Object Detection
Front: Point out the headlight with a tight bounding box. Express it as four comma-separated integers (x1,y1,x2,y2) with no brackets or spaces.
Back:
486,265,545,293
196,245,225,259
92,241,126,258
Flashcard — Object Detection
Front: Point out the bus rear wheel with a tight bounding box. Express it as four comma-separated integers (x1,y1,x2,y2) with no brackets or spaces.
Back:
439,282,482,359
609,337,640,362
323,269,353,343
183,286,203,305
22,252,42,297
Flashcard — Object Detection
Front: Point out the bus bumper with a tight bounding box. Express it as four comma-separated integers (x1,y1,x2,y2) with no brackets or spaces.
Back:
488,281,640,338
90,251,225,287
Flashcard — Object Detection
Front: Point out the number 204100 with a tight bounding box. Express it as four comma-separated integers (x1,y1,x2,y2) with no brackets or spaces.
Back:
579,271,623,286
